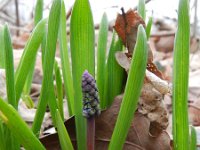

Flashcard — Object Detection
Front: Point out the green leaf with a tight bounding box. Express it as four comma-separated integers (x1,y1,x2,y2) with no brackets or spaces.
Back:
172,0,190,149
0,27,5,68
138,0,146,21
54,61,64,120
0,98,45,150
146,17,153,40
70,0,95,149
15,19,46,103
109,25,148,149
103,34,126,108
22,0,44,97
189,126,197,150
32,0,61,136
21,94,34,108
59,0,74,115
97,13,108,109
0,120,6,150
34,0,43,25
55,110,74,150
4,25,16,108
48,82,58,128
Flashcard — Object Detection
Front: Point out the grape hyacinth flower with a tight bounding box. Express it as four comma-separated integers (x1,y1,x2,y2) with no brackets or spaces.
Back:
82,70,100,150
82,70,100,118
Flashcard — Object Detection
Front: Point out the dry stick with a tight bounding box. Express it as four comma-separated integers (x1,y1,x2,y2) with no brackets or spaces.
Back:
14,0,20,36
150,31,175,37
192,0,198,38
66,6,72,20
0,13,15,24
0,0,10,10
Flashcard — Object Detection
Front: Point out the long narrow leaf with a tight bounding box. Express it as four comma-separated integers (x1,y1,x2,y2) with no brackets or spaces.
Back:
138,0,146,21
146,17,153,40
59,0,74,115
190,126,197,150
32,0,61,136
23,0,44,96
102,32,115,108
0,27,5,68
4,26,20,149
104,36,126,108
34,0,43,25
48,82,58,127
70,0,95,149
0,120,6,150
172,0,190,149
0,98,45,150
4,25,16,108
97,13,108,108
55,110,74,150
109,25,147,149
15,19,46,103
54,61,64,120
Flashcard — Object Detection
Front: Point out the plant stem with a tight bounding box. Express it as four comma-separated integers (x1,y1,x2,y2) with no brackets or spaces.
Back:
87,117,95,150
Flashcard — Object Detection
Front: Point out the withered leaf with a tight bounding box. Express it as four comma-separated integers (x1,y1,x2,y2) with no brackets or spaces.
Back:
114,8,164,80
40,94,171,150
114,8,145,53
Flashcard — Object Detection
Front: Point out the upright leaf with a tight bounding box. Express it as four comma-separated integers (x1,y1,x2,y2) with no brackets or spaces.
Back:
22,0,44,99
97,13,108,108
190,126,197,150
0,27,5,68
4,25,16,108
109,25,147,149
70,0,95,149
34,0,43,25
138,0,146,21
15,19,46,103
172,0,190,149
146,17,153,40
59,0,74,115
54,61,64,120
32,0,61,136
103,36,126,108
55,110,74,150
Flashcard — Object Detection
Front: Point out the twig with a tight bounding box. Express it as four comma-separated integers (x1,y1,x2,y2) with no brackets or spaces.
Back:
0,24,30,33
94,23,113,32
192,0,198,37
0,13,16,24
15,0,20,36
0,0,10,10
66,6,72,20
150,31,175,37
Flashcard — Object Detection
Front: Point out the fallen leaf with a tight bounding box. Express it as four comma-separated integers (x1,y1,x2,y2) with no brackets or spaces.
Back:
40,94,171,150
114,8,145,53
189,101,200,126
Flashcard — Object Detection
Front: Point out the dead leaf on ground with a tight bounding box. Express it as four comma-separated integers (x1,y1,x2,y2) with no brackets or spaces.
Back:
189,100,200,126
40,94,171,150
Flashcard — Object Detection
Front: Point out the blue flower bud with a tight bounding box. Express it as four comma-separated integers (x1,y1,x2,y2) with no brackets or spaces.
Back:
82,70,100,118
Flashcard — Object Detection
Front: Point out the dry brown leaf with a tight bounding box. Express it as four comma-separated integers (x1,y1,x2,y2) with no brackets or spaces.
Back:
115,51,171,94
40,94,171,150
114,8,145,53
189,102,200,126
